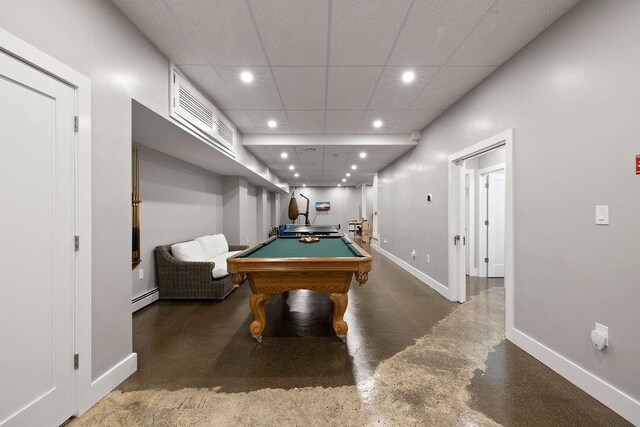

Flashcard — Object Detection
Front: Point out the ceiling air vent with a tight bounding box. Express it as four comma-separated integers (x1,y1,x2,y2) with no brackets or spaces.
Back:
170,65,236,157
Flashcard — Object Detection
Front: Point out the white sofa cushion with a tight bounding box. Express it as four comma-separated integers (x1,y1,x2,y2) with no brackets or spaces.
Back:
209,250,241,279
195,235,218,259
171,241,206,262
211,234,229,255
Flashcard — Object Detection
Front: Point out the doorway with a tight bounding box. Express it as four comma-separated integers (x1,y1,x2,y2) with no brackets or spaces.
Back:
447,129,513,326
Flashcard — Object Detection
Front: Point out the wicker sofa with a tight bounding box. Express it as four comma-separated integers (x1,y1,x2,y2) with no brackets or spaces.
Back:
155,234,247,300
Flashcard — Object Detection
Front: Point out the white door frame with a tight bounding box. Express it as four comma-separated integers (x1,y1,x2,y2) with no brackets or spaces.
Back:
464,169,477,277
0,28,93,415
477,163,505,278
448,129,513,320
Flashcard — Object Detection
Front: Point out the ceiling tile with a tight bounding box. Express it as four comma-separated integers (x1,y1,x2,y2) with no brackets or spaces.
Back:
409,66,497,110
180,65,243,110
110,0,208,65
246,111,291,133
294,146,323,164
358,110,403,133
249,0,329,66
166,0,267,65
388,110,444,133
326,67,382,110
216,66,284,110
287,111,326,133
388,0,494,66
272,67,326,110
448,0,580,66
330,0,412,65
368,66,439,110
325,110,364,134
221,110,256,133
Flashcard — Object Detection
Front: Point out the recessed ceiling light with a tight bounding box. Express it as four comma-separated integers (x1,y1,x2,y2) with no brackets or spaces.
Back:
402,70,415,84
268,120,277,128
280,152,288,159
346,173,351,177
359,152,367,158
337,184,341,187
351,165,357,170
240,71,253,83
302,184,306,187
294,173,299,177
289,165,295,170
373,120,383,128
342,178,346,182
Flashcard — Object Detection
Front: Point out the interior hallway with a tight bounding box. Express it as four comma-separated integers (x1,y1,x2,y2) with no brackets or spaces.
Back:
72,244,629,426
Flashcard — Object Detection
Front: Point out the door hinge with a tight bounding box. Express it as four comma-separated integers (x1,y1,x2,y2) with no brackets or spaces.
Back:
485,182,489,188
484,220,489,226
74,353,79,370
74,235,80,252
484,257,489,263
74,116,79,133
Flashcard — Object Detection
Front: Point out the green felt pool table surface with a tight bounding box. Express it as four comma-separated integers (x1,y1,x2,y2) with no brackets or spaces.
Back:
241,236,363,259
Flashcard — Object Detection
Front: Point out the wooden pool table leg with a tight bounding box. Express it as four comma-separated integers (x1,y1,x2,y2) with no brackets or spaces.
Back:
329,292,348,340
249,293,270,342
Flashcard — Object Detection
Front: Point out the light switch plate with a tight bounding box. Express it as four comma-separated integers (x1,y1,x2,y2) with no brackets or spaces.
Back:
595,205,609,225
138,269,144,280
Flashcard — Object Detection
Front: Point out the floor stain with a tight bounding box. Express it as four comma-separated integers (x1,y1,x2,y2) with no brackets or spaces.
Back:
72,288,506,426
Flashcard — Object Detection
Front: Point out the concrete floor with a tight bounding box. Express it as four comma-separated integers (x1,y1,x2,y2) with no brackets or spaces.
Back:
74,243,629,426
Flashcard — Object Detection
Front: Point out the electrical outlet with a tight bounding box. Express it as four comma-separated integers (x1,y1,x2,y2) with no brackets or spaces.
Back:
383,238,387,244
426,254,430,263
411,249,416,258
595,323,609,346
138,269,144,280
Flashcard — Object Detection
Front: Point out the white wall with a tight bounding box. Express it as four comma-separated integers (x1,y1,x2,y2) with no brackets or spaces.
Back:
378,0,639,409
281,186,360,233
365,185,374,221
0,0,278,382
132,146,223,299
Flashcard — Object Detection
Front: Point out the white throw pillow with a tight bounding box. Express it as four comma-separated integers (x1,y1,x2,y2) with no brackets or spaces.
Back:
212,234,229,254
171,241,206,262
195,235,218,259
210,250,242,279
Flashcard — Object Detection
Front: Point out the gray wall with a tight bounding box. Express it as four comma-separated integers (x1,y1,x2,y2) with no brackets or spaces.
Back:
132,146,223,299
0,0,168,379
378,0,639,400
0,0,279,380
281,186,361,233
246,184,258,246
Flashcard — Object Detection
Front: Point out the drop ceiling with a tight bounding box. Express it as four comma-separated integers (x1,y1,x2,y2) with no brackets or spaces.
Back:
111,0,580,135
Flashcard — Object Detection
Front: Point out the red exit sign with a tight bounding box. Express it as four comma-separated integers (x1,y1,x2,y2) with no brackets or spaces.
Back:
637,155,640,175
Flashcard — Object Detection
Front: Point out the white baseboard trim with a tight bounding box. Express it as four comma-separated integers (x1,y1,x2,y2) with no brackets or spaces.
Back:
508,327,639,425
78,353,137,415
132,288,159,313
372,245,451,300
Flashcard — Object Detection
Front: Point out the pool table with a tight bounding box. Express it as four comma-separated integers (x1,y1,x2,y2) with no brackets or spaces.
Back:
227,235,372,342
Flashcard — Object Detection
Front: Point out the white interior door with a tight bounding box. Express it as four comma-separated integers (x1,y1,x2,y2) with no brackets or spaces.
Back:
0,50,76,426
487,172,506,277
